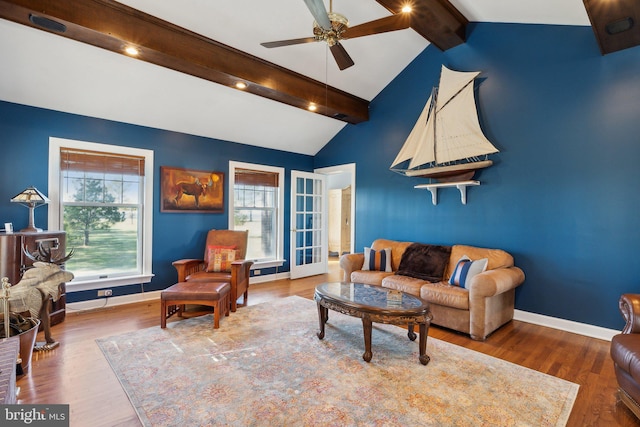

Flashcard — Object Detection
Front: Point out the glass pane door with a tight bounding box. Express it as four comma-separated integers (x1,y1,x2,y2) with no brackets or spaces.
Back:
290,171,327,279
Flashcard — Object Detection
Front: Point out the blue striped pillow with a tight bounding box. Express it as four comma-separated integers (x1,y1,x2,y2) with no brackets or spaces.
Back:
362,247,392,272
449,256,488,288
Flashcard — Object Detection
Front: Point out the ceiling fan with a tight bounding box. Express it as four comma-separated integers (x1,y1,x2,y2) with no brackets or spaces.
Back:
261,0,412,70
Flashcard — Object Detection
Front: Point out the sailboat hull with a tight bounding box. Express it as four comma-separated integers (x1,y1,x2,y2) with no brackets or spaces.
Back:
402,160,493,182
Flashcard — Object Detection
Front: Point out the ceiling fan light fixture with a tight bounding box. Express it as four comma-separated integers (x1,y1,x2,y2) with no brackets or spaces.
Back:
327,12,349,27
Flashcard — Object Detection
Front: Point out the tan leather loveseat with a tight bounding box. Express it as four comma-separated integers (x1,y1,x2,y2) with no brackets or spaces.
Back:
339,239,525,341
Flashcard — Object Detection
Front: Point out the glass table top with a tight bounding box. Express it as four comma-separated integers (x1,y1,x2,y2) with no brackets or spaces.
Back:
315,282,429,313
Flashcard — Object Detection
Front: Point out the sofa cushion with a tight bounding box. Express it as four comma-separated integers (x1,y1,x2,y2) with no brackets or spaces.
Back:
362,247,392,272
446,245,514,281
449,255,488,288
381,274,427,297
351,270,395,286
371,239,413,271
420,281,470,310
396,243,451,282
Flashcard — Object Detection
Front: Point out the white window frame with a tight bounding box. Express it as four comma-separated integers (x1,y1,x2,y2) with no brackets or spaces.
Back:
228,161,285,269
48,137,154,291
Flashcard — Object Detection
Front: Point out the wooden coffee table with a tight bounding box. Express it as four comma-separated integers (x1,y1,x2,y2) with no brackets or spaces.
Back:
314,282,432,365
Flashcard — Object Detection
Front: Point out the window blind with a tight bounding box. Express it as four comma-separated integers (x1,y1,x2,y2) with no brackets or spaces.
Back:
60,148,145,176
235,168,278,187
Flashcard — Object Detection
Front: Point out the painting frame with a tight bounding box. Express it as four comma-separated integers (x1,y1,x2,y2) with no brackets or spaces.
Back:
160,166,224,213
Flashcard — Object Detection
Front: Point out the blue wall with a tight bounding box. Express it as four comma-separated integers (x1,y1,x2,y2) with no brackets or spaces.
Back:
0,102,313,302
2,22,639,329
315,22,640,330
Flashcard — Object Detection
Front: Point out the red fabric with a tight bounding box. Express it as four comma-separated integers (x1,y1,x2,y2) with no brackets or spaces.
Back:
206,245,237,272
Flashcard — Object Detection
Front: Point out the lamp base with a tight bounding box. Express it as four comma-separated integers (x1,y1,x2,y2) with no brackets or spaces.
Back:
19,226,43,233
21,205,42,232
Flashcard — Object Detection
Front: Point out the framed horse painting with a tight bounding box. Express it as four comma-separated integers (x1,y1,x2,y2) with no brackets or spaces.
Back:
160,167,224,213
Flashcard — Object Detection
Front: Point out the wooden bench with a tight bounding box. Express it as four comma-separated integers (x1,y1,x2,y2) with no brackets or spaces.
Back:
161,281,230,329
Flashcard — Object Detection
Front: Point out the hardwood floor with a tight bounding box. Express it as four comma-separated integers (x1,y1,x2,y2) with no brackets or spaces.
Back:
18,260,640,426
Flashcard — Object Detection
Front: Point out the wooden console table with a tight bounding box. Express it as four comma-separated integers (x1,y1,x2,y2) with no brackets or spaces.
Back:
0,231,67,326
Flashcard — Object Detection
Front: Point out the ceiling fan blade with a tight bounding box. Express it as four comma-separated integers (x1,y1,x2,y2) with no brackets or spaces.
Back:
261,37,318,48
330,43,355,70
342,13,411,39
303,0,332,29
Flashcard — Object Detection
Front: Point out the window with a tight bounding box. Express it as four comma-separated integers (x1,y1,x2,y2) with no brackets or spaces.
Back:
48,137,154,291
228,161,284,268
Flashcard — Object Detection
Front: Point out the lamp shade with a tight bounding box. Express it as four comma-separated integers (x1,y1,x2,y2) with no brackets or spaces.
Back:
10,186,49,232
10,186,50,206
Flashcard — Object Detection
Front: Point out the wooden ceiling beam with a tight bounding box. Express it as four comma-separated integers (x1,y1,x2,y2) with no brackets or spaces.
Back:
375,0,468,50
583,0,640,55
0,0,370,123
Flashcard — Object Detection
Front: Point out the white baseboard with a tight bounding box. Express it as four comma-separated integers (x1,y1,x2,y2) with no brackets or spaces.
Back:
65,275,621,342
514,309,619,341
66,290,162,313
65,273,290,312
250,271,290,284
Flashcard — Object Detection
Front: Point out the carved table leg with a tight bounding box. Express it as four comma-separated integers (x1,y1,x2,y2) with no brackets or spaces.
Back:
418,322,430,366
362,316,373,363
316,302,327,340
407,323,417,341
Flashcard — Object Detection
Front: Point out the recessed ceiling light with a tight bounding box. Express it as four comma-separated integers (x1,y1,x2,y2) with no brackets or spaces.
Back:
124,46,139,56
401,5,412,13
308,103,317,111
235,81,247,89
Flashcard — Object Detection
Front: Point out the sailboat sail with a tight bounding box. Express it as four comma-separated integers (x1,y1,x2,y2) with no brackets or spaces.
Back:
393,94,435,168
390,65,498,181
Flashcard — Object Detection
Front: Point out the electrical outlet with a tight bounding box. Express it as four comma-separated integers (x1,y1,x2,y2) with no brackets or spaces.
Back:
98,289,113,297
254,270,261,275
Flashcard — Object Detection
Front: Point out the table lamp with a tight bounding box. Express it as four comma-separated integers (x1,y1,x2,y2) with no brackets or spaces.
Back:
10,186,50,232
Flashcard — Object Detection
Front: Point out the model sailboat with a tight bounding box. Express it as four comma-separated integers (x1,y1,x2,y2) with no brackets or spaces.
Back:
390,65,499,182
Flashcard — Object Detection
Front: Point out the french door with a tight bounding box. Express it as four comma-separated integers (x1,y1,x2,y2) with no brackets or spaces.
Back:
289,171,327,279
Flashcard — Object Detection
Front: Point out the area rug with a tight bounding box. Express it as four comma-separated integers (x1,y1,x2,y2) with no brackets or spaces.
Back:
96,296,578,426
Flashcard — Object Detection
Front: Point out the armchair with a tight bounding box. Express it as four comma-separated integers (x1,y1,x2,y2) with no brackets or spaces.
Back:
172,230,254,312
611,293,640,419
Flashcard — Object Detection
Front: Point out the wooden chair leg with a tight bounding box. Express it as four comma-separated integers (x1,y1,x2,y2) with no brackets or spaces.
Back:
213,301,220,329
161,299,167,328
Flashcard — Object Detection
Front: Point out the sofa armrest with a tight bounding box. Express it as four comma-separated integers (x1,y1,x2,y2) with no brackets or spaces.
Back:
172,258,204,283
339,253,365,282
620,294,640,334
467,267,525,297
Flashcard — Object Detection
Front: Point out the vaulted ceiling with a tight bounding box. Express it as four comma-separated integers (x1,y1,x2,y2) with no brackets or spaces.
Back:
0,1,632,155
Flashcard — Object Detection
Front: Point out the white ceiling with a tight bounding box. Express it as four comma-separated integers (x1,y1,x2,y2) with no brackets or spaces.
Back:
0,0,590,155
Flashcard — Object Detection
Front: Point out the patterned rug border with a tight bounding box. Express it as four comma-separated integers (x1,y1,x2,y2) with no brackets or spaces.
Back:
97,295,579,426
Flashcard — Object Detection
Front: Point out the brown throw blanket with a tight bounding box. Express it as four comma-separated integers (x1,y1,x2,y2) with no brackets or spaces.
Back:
396,243,451,282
